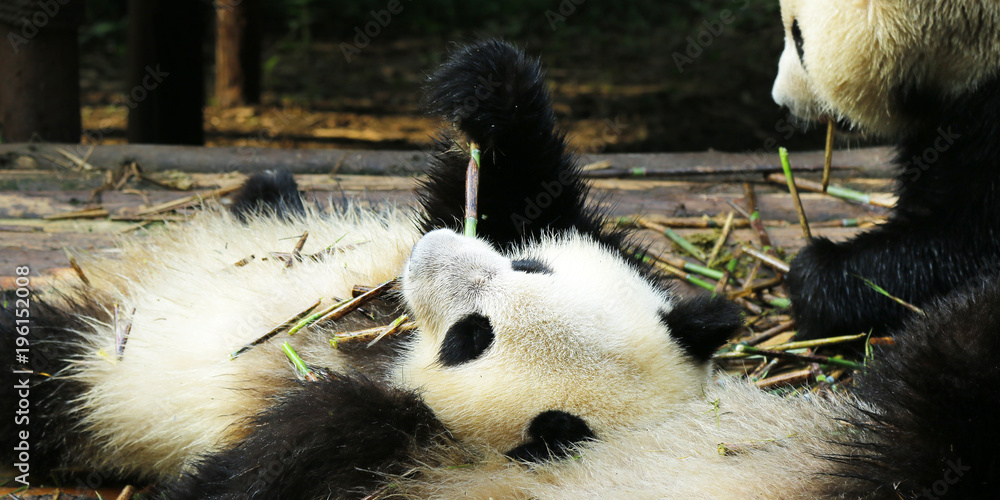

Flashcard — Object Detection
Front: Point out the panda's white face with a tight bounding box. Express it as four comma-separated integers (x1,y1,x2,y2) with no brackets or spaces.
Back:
397,229,712,454
773,0,1000,137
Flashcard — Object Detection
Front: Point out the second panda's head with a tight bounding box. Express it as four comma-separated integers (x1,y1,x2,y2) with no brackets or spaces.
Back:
772,0,1000,136
397,229,742,459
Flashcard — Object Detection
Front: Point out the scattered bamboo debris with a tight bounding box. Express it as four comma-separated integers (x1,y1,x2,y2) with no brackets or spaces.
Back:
231,299,323,359
779,147,812,239
729,344,863,370
288,279,397,335
853,274,926,315
718,439,777,456
115,485,136,500
764,173,896,208
742,320,796,346
44,207,110,220
64,249,91,286
328,315,417,348
706,211,735,267
282,342,320,381
582,162,850,179
135,183,243,217
286,231,310,268
662,227,707,262
740,245,791,274
55,145,97,171
755,368,813,390
113,304,135,360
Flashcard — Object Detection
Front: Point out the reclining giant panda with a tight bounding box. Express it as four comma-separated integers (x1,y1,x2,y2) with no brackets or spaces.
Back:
772,0,1000,339
2,37,997,499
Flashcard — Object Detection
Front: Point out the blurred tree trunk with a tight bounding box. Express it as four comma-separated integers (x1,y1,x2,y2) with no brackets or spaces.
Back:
126,0,206,145
0,0,83,142
215,0,261,107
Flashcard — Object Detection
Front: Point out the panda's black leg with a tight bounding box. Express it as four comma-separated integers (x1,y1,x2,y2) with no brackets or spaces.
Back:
418,40,611,252
157,372,443,500
828,277,1000,498
787,226,991,339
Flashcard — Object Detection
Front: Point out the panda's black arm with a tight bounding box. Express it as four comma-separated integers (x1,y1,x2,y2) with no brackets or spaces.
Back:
156,372,443,500
418,39,617,252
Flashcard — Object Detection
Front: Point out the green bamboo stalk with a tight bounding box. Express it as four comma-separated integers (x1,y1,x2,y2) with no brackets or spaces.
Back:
282,342,310,378
662,227,707,261
779,147,812,239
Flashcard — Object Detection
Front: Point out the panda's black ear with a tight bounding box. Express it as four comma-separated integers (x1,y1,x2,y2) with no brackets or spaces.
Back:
661,295,743,363
229,170,305,223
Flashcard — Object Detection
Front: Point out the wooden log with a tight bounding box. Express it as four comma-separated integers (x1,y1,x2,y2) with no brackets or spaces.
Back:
0,144,895,178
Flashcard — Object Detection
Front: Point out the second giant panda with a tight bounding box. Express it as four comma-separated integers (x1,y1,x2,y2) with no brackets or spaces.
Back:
1,37,997,499
771,0,1000,339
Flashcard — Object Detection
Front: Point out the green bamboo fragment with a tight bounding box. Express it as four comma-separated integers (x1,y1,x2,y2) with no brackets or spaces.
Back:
662,227,707,261
282,342,310,378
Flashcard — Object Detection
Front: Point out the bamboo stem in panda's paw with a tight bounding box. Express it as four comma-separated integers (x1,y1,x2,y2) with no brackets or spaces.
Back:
464,142,481,238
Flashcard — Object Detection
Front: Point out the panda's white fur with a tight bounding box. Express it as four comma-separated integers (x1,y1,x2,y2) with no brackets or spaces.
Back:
400,229,709,453
67,206,419,478
396,378,857,498
773,0,1000,136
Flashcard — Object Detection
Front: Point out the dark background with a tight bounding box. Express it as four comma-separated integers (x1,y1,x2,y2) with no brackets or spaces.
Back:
62,0,849,152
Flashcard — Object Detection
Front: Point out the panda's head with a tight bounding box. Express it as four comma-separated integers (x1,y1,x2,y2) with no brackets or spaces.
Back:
397,229,741,459
772,0,1000,136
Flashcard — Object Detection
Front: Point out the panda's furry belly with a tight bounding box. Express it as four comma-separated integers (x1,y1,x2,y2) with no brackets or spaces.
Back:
65,206,419,479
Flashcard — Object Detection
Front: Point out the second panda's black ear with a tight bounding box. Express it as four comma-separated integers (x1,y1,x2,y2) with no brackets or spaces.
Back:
661,295,743,363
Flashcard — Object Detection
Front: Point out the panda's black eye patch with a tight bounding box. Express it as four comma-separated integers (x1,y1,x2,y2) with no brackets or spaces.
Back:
438,313,495,366
791,19,806,68
511,258,552,275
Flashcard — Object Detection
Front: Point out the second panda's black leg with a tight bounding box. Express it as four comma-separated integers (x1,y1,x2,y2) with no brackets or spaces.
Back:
418,40,616,252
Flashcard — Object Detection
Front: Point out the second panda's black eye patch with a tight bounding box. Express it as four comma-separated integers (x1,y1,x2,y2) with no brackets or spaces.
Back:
791,19,806,68
511,258,553,275
439,313,495,366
